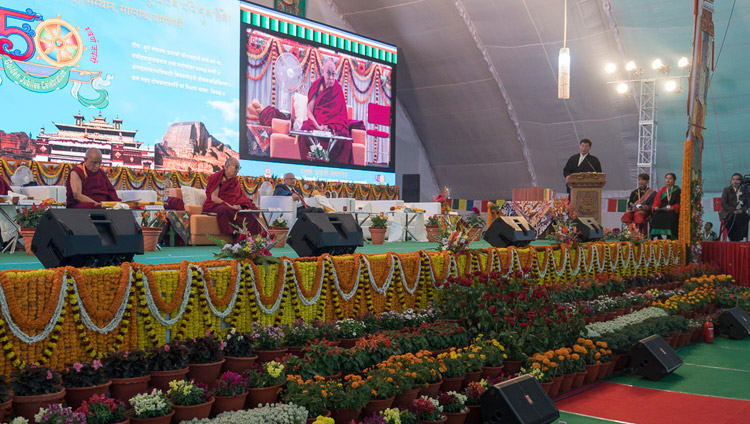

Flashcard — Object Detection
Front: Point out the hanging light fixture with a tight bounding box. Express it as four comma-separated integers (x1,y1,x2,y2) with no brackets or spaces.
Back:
558,0,570,99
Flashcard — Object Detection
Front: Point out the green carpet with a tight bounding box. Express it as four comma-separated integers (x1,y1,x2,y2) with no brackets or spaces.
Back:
558,411,628,424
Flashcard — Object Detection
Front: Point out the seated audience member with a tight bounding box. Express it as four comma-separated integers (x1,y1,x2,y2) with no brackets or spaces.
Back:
66,148,121,208
720,173,749,242
203,158,261,239
274,173,324,215
702,222,719,241
621,173,656,234
650,172,681,239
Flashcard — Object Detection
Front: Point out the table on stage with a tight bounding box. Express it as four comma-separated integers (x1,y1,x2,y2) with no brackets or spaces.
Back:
289,129,353,162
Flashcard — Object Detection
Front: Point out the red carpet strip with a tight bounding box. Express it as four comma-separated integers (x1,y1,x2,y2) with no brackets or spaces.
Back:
555,382,750,424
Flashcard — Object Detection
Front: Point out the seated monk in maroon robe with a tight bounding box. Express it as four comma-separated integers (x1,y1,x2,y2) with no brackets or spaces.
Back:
203,158,261,238
0,177,10,196
297,59,352,164
66,148,121,208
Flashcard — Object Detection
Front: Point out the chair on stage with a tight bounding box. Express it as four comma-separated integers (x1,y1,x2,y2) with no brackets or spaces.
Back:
168,186,232,246
718,217,749,241
365,103,391,166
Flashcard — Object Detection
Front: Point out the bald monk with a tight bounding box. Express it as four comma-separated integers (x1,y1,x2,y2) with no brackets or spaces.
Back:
66,148,121,208
297,59,352,163
203,157,261,239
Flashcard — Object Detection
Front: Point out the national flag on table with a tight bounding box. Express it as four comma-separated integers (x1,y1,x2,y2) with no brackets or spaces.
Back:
607,198,628,212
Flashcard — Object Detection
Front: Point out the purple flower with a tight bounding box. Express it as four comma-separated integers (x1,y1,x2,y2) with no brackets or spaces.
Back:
46,370,53,380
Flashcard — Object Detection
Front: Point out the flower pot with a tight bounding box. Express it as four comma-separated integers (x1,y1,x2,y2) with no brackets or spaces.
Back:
614,354,631,371
369,227,387,244
572,371,587,389
584,364,600,384
462,370,482,389
212,392,247,416
679,332,691,347
502,361,523,376
466,226,482,242
541,381,554,396
110,375,150,404
222,356,258,374
0,398,12,423
306,409,330,424
597,362,610,380
441,376,464,393
425,225,441,243
286,346,305,358
445,411,469,424
362,397,394,418
419,380,442,397
480,365,504,379
466,405,482,424
393,388,420,409
142,226,161,251
338,338,359,349
254,348,288,363
12,388,66,421
187,359,225,385
129,410,174,424
663,336,676,349
65,380,112,409
245,384,282,408
171,398,214,423
548,376,563,398
149,367,189,392
114,418,131,424
331,407,361,424
269,226,289,248
560,373,576,393
324,372,342,381
419,418,447,424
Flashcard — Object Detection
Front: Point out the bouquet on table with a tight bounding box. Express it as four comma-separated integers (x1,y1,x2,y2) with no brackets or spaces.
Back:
211,222,279,266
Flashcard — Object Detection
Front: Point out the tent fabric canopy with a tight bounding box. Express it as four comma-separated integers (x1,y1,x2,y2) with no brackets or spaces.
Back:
331,0,750,199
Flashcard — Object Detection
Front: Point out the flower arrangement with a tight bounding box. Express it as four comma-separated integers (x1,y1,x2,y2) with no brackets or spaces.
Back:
462,380,489,406
222,328,255,358
61,360,108,388
185,331,224,364
410,396,445,422
472,335,507,367
337,318,367,339
250,322,285,350
103,349,149,379
426,215,440,227
365,367,402,400
433,187,452,214
437,221,471,254
327,374,371,411
282,319,318,347
213,371,248,397
373,355,417,393
168,379,211,406
545,199,579,246
437,391,469,414
301,339,342,377
246,361,286,388
400,351,444,386
15,200,52,228
464,207,485,228
129,389,172,419
211,222,279,265
520,365,548,383
34,404,86,424
271,217,288,228
437,350,468,378
147,340,189,371
141,211,167,228
370,213,388,229
76,394,127,424
10,363,63,396
282,375,329,417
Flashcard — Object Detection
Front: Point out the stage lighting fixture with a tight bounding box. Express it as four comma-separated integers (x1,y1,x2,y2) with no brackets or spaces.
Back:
678,56,689,68
616,82,630,94
651,58,664,70
604,63,617,74
625,60,638,72
664,79,678,92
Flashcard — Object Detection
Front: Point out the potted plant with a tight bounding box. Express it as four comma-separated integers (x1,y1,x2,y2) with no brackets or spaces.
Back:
436,391,469,424
102,349,150,403
76,393,128,424
10,363,65,421
250,322,287,363
222,328,257,373
425,215,442,242
329,374,371,424
211,371,248,416
403,352,444,397
363,368,399,416
462,380,488,424
147,340,189,391
283,319,318,357
436,351,468,392
245,360,286,408
185,331,225,384
61,359,111,409
411,395,446,424
302,339,342,378
167,379,214,422
281,375,330,422
473,337,507,379
14,200,52,255
336,318,367,348
269,217,289,248
140,211,165,251
463,207,485,241
0,376,12,423
128,389,173,424
32,404,87,424
369,213,388,244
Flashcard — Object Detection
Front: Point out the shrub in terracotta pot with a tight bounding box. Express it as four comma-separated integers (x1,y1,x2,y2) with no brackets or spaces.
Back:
32,404,87,424
61,360,110,409
102,349,150,403
167,379,214,422
128,389,173,423
147,340,190,391
222,327,257,374
75,393,128,424
211,371,248,415
281,375,330,420
412,395,446,423
185,331,225,384
10,363,65,421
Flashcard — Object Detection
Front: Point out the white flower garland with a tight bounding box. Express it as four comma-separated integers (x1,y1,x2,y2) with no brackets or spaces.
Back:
397,255,420,295
363,255,395,295
330,256,360,301
141,265,194,327
249,263,285,315
71,269,133,334
199,263,241,319
289,259,324,306
0,273,68,344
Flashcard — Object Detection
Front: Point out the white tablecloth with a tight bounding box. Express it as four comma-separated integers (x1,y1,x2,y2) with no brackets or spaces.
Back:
117,190,158,202
21,186,66,203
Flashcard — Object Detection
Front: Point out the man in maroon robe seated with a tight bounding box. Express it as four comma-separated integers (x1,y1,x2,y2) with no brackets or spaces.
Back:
0,176,10,196
66,148,121,208
297,59,352,164
203,157,261,239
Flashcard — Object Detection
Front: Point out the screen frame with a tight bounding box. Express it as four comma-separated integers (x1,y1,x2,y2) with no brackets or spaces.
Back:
238,1,398,174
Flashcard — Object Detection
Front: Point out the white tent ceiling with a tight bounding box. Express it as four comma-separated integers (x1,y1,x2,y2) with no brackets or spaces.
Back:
327,0,750,199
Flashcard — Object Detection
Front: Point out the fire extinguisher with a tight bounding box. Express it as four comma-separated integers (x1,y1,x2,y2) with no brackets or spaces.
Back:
703,316,714,343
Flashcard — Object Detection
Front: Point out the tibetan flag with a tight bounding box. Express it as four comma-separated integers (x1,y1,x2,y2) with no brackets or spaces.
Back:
466,200,474,211
607,199,628,212
458,199,467,211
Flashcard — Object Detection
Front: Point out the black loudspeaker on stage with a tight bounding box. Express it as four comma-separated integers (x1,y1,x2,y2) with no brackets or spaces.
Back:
480,374,559,424
32,209,144,269
717,307,750,340
288,213,363,257
402,174,420,203
484,216,536,248
629,334,683,381
574,217,604,241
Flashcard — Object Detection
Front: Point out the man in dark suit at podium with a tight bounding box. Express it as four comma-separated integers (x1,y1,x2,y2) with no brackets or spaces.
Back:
563,138,602,196
274,173,323,215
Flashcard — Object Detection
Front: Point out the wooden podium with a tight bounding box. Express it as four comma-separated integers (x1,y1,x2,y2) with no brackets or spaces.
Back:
568,172,607,222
